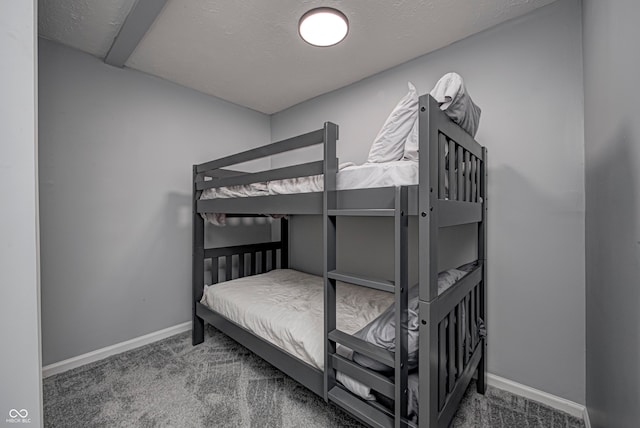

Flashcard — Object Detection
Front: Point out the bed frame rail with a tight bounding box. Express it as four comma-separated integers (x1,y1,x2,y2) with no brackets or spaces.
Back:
436,267,484,415
194,123,337,193
419,272,485,428
418,94,487,428
197,160,324,191
419,94,486,302
327,263,485,428
192,97,488,428
204,241,283,284
196,127,325,174
194,122,338,215
192,218,328,396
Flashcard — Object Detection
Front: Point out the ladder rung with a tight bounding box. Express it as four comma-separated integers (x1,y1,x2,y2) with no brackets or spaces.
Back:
329,330,394,368
328,270,394,293
328,209,395,217
328,386,394,428
332,354,395,399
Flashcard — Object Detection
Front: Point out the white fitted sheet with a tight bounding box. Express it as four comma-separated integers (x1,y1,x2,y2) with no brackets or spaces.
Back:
200,269,393,370
201,160,419,200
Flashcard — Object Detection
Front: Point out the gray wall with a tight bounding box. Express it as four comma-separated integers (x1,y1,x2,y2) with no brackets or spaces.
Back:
583,1,640,427
38,39,272,366
271,0,586,404
0,0,42,426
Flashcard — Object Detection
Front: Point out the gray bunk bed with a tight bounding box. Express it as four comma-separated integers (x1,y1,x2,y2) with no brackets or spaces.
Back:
192,94,488,428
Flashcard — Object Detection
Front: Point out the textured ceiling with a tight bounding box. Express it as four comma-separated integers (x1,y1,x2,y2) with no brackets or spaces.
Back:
39,0,136,58
39,0,558,114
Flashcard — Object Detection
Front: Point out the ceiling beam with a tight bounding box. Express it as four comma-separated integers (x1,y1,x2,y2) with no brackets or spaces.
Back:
104,0,169,67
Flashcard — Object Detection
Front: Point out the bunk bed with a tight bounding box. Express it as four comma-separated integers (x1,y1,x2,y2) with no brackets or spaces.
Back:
192,93,488,428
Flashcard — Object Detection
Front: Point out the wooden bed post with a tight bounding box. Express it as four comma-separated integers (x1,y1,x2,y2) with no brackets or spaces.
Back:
394,186,409,427
477,148,488,394
280,217,289,269
418,95,440,304
323,122,338,401
417,95,440,428
192,165,205,346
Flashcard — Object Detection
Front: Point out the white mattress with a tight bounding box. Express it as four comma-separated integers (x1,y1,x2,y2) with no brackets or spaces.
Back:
201,160,419,225
201,160,419,200
200,269,393,370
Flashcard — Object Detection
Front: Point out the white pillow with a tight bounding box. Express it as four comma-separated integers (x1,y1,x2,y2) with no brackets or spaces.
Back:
403,72,482,160
367,82,418,163
335,345,376,400
429,72,482,137
336,371,375,401
403,117,419,161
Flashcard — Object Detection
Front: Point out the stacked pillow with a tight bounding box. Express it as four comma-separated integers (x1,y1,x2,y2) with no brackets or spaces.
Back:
367,73,481,163
429,72,481,138
366,82,419,163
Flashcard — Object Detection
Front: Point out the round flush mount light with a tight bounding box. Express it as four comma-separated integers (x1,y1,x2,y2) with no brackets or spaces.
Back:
298,7,349,47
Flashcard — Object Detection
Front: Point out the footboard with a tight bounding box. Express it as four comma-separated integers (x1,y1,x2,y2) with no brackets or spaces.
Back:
420,263,486,428
190,218,326,397
204,240,285,286
192,216,289,346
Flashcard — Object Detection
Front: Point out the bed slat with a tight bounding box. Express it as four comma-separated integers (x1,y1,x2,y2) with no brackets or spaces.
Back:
238,253,245,278
448,140,456,200
463,296,470,365
448,312,456,393
464,151,471,202
478,157,482,201
212,258,219,284
438,320,447,410
250,253,256,275
225,255,233,281
471,286,477,349
261,250,267,274
281,218,289,269
456,303,464,384
471,157,477,202
270,249,276,272
439,133,447,198
457,146,464,201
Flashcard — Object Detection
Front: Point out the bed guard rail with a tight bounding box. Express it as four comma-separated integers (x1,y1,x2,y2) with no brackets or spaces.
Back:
418,94,487,302
194,122,339,192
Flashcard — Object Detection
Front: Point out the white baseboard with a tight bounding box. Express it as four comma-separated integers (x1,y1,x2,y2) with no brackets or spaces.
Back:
42,322,191,378
487,373,586,420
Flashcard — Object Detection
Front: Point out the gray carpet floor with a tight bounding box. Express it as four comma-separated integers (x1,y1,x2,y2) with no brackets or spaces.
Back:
44,326,585,428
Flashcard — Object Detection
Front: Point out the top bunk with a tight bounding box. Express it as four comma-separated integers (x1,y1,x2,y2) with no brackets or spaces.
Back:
194,93,486,228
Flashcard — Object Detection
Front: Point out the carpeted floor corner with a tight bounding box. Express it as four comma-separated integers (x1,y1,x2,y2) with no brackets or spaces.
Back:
43,326,585,427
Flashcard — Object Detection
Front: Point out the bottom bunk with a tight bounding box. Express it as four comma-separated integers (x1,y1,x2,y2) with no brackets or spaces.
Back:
192,241,486,428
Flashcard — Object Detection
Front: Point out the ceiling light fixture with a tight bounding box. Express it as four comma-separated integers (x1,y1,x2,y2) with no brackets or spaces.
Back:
298,7,349,47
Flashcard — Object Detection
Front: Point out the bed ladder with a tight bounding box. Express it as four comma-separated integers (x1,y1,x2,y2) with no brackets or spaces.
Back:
324,186,410,428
